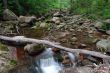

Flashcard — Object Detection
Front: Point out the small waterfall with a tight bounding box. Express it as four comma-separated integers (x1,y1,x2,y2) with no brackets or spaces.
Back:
35,48,62,73
68,52,76,66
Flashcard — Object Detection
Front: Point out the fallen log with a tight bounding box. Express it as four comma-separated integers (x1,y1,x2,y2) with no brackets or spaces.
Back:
0,35,110,59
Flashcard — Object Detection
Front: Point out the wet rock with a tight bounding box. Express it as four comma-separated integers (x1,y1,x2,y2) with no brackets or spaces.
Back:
52,48,60,53
3,9,18,21
24,44,45,56
94,22,104,29
18,16,36,26
62,59,71,65
96,39,110,52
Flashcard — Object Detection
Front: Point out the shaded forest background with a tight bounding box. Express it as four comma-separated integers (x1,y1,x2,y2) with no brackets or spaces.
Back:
0,0,110,19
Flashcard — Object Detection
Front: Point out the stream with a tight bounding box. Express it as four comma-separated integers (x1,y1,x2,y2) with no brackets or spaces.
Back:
35,48,75,73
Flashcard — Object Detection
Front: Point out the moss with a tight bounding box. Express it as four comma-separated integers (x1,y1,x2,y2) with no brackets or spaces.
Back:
10,60,17,66
0,43,9,51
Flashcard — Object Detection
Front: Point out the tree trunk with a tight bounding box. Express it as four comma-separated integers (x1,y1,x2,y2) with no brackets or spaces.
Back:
3,0,8,9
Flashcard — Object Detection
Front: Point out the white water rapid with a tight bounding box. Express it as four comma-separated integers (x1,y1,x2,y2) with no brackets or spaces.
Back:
35,48,62,73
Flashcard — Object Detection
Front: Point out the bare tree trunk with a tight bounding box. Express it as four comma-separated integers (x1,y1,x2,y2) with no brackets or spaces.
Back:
3,0,8,9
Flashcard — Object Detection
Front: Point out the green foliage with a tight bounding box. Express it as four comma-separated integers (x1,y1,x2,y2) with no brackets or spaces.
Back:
10,60,17,66
102,23,110,30
0,0,69,16
70,0,110,19
0,43,9,51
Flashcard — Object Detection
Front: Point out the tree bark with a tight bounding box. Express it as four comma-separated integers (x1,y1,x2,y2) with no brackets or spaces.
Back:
3,0,8,9
0,35,110,59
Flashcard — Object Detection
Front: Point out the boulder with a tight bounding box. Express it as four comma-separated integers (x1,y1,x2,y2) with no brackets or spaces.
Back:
3,9,18,21
96,39,110,52
51,17,61,24
18,16,36,24
24,44,45,56
103,19,110,24
94,21,104,29
106,30,110,35
71,37,77,42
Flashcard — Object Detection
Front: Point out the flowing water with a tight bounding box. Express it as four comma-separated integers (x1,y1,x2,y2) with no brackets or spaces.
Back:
68,52,76,66
35,48,62,73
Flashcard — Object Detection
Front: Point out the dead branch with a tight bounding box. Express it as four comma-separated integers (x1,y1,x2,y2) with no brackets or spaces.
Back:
0,35,110,59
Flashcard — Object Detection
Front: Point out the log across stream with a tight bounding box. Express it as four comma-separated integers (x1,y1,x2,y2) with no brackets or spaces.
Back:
0,35,110,73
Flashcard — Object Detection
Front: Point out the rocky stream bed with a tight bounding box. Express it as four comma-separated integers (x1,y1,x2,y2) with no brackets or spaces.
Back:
0,9,110,73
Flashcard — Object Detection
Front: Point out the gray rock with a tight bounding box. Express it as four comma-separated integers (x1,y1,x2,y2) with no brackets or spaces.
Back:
18,16,36,24
103,19,110,24
24,44,45,56
3,9,18,21
96,39,110,52
71,37,77,42
51,17,61,24
53,12,62,17
40,22,48,28
20,23,28,27
59,67,94,73
94,21,104,29
106,30,110,35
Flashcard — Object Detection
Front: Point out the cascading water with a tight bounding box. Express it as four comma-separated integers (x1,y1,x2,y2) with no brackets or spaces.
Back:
35,48,62,73
68,52,76,66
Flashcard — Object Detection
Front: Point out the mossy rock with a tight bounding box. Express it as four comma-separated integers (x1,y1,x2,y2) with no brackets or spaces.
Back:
24,44,45,56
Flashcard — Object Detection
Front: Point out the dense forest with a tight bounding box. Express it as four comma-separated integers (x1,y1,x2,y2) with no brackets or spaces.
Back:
0,0,110,73
0,0,110,19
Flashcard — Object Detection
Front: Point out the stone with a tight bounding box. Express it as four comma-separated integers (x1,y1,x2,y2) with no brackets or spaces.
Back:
40,22,48,28
79,44,87,48
94,21,104,29
57,23,65,29
53,12,62,17
81,59,94,66
94,64,110,73
59,67,94,73
18,16,36,24
19,23,28,27
51,17,61,24
71,37,77,42
103,19,110,24
96,39,110,52
3,9,18,21
52,48,60,53
24,44,45,56
106,30,110,35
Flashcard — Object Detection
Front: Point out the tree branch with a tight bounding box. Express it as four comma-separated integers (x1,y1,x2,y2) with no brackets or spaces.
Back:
0,35,110,59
